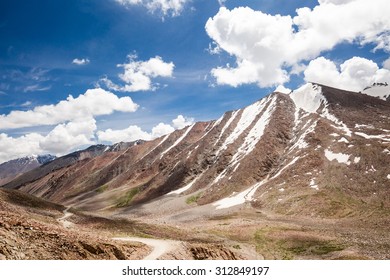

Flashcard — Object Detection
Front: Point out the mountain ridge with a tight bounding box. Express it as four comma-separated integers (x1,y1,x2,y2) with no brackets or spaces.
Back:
3,83,389,217
1,82,389,260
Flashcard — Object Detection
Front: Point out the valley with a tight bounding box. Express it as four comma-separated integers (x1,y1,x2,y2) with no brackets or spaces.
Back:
1,83,389,260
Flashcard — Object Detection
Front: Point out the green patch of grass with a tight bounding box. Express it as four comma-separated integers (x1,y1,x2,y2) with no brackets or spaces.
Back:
116,188,140,207
186,192,202,204
96,184,109,193
254,227,345,260
232,244,241,250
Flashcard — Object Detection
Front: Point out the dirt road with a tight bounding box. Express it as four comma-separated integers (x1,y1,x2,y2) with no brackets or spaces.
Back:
113,237,181,260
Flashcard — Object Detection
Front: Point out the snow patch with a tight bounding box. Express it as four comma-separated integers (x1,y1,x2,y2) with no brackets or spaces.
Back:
289,120,317,150
290,83,324,113
219,98,268,153
321,108,352,137
271,156,301,179
168,179,196,195
387,174,390,180
353,157,361,164
368,165,376,172
355,124,374,129
213,179,267,210
141,133,170,161
383,149,390,155
362,83,390,100
309,178,319,190
338,137,349,143
160,124,194,159
324,149,351,165
214,110,239,150
355,132,390,142
229,95,277,166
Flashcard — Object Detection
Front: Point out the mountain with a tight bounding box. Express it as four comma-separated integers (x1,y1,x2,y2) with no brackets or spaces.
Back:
1,143,137,191
0,155,56,185
4,83,389,214
2,83,390,259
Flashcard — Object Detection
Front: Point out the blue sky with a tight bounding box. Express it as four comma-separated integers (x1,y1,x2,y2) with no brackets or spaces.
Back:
0,0,389,163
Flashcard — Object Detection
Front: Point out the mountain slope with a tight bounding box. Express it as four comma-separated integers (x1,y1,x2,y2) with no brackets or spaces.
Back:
3,83,390,219
0,155,55,185
2,82,390,260
0,188,149,260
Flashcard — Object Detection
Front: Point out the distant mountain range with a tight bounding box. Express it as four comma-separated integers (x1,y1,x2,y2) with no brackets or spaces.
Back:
0,154,56,185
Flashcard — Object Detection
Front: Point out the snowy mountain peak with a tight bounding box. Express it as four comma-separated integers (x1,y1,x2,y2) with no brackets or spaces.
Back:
362,82,390,101
289,83,325,113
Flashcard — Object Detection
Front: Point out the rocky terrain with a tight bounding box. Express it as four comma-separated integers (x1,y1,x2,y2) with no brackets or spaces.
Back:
1,83,389,260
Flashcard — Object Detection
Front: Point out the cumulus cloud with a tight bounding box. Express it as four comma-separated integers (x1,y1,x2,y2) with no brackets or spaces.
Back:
72,58,90,65
116,0,189,17
304,56,390,91
100,54,174,92
0,133,45,164
151,122,175,138
0,88,139,130
206,0,390,88
97,125,153,143
0,119,96,163
97,115,193,144
383,58,390,70
172,114,194,129
40,118,97,154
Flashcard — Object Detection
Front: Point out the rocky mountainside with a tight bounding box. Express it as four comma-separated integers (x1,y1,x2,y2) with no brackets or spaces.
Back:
3,83,389,219
0,155,56,185
1,142,137,190
1,82,390,260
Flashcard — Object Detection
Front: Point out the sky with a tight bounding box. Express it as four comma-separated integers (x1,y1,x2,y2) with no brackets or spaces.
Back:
0,0,390,163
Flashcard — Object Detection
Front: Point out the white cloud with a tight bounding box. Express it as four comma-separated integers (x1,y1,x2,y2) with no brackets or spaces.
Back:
274,85,291,94
101,54,174,92
0,119,97,163
97,125,152,143
172,114,194,129
72,58,90,65
206,1,390,88
383,58,390,70
0,88,139,130
0,133,45,164
23,84,51,93
151,122,175,138
217,0,226,6
97,115,193,144
40,118,97,153
116,0,189,17
318,0,356,4
304,56,390,91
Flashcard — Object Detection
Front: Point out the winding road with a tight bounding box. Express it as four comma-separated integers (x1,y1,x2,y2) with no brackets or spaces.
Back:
57,206,181,260
113,237,181,260
57,206,74,229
